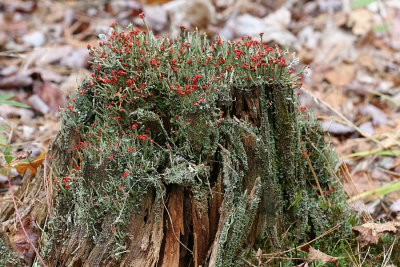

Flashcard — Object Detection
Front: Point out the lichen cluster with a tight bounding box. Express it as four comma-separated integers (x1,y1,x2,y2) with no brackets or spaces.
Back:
0,238,21,266
48,18,354,265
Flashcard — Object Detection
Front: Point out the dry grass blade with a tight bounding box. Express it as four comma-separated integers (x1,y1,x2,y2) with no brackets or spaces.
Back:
43,154,54,216
342,149,400,159
340,164,373,222
262,221,345,258
302,88,391,151
367,88,400,108
300,141,326,202
344,248,359,267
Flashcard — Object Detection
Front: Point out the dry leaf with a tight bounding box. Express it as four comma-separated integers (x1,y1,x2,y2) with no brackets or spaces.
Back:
352,221,400,248
359,104,391,126
0,72,33,89
314,27,356,65
165,0,215,31
27,94,50,115
33,80,66,111
321,121,355,136
325,63,356,87
13,217,40,266
390,199,400,213
301,244,339,265
347,8,374,36
28,45,73,66
10,152,46,178
146,0,172,5
389,157,400,171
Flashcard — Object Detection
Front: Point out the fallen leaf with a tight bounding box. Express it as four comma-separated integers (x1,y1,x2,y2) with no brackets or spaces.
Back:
325,63,356,87
390,199,400,213
347,8,374,36
352,221,400,247
147,0,172,5
13,217,40,266
321,121,355,136
165,0,215,30
314,27,356,65
0,72,33,89
301,244,339,265
33,80,66,111
359,104,391,126
28,45,73,66
389,157,400,171
359,122,374,136
60,48,90,71
27,94,50,114
10,152,46,178
228,9,297,48
142,5,169,32
0,65,18,76
22,31,46,47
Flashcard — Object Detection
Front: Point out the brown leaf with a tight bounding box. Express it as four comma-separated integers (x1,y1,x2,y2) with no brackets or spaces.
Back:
325,63,356,87
27,94,50,114
346,8,374,36
60,48,90,71
301,244,339,265
33,80,66,111
321,121,355,136
10,152,46,178
13,217,40,266
390,199,400,213
389,157,400,171
0,72,33,89
28,46,73,65
359,104,391,126
352,221,400,248
146,0,172,4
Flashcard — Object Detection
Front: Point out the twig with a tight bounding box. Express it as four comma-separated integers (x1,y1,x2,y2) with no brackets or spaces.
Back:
7,175,47,267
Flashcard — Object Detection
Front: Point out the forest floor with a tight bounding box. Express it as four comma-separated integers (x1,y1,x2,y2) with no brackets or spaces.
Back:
0,0,400,265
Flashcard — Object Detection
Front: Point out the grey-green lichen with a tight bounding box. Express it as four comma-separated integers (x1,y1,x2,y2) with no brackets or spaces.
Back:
45,19,355,265
216,183,261,267
0,237,20,266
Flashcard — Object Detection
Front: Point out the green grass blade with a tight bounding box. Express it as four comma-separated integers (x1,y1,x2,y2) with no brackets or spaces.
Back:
351,0,376,8
348,181,400,202
0,94,14,101
0,100,30,108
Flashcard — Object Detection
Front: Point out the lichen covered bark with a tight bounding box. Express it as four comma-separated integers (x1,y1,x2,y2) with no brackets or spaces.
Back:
42,23,353,266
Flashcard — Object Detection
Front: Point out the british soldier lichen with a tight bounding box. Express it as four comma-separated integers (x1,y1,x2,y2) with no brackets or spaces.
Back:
47,16,354,264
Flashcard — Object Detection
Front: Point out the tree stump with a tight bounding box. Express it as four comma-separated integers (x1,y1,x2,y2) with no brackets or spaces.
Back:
1,22,353,266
